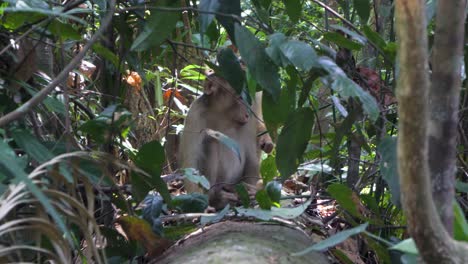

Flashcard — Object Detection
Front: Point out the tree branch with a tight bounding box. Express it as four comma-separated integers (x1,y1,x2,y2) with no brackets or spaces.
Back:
0,0,116,128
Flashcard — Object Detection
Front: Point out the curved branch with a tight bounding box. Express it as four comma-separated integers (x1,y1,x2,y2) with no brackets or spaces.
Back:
0,0,116,128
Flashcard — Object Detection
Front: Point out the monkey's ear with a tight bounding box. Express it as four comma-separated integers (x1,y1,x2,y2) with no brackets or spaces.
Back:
203,78,218,95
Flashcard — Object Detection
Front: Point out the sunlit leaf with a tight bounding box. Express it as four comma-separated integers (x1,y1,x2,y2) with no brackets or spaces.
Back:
255,189,272,210
390,239,419,255
279,40,317,71
454,200,468,242
236,200,311,220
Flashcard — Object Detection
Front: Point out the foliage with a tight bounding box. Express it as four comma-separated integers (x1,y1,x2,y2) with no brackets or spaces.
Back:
0,0,466,263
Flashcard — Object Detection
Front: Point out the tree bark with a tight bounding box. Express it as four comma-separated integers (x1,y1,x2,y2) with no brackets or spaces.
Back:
395,0,468,262
428,0,466,235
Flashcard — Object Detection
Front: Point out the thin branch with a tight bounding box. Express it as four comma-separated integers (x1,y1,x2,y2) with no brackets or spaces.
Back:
0,1,116,128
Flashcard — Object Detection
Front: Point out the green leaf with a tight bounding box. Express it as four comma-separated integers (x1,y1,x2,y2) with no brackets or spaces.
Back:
282,0,301,23
199,0,220,34
0,141,72,244
215,0,241,44
265,181,282,204
265,33,289,67
276,108,314,179
48,20,81,40
330,25,367,45
172,193,209,213
319,57,379,121
183,168,210,190
454,200,468,242
263,87,294,134
235,24,281,100
235,184,250,208
131,1,180,51
327,183,361,218
456,180,468,193
92,43,119,68
323,32,364,51
204,128,241,161
236,200,311,220
255,189,272,210
201,204,230,225
390,239,419,255
293,223,368,255
216,48,245,94
377,137,400,206
132,140,169,204
362,26,386,51
353,0,370,22
12,129,54,164
279,40,318,71
260,155,278,182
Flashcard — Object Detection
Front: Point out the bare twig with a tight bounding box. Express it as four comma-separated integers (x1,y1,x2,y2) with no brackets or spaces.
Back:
0,1,116,127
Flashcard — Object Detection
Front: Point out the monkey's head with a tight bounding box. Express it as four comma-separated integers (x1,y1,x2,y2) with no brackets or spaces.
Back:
203,76,250,125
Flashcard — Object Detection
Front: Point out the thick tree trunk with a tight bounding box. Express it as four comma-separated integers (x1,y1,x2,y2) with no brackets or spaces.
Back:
428,0,466,235
395,0,468,262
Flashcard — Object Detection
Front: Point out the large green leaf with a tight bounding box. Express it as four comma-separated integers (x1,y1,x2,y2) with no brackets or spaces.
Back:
377,137,401,206
130,1,180,51
266,33,318,71
205,129,241,161
319,57,379,121
454,200,468,242
199,0,220,34
327,183,361,218
293,223,368,255
282,0,301,23
132,140,169,203
276,108,314,179
216,0,241,44
260,155,278,182
353,0,371,22
323,32,364,51
279,40,318,71
216,48,245,94
235,24,281,100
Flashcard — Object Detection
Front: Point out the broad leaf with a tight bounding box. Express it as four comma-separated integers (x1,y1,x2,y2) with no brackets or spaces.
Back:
377,137,400,206
255,189,272,209
236,184,250,208
323,32,364,51
201,204,230,225
172,193,209,213
276,108,314,179
199,0,220,34
131,1,180,51
279,40,317,71
266,33,289,67
217,48,245,94
183,168,210,190
319,57,379,121
260,155,278,183
353,0,371,22
215,0,241,44
282,0,301,23
293,223,369,255
390,239,419,255
454,200,468,242
132,140,169,203
265,181,282,205
235,24,281,100
327,183,361,218
205,128,241,161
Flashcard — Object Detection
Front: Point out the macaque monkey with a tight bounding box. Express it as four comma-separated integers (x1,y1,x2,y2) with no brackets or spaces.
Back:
179,75,260,209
